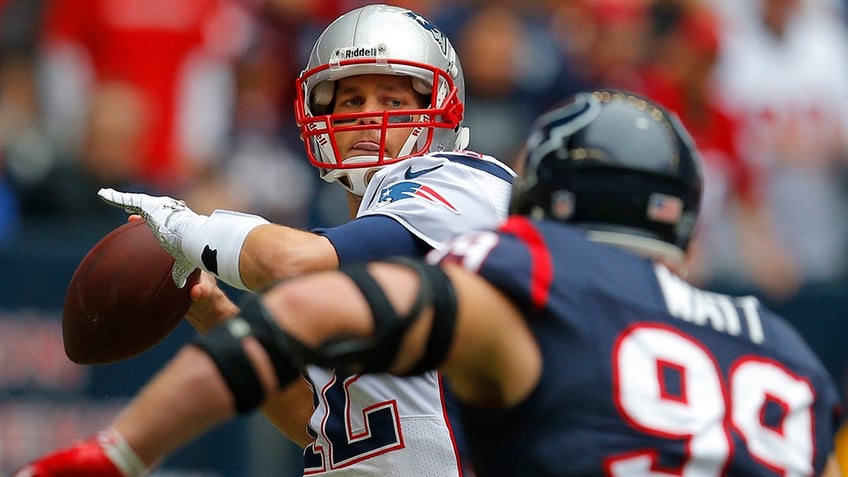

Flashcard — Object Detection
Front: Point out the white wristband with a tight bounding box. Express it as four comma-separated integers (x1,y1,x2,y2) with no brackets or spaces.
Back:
97,428,149,477
181,209,269,290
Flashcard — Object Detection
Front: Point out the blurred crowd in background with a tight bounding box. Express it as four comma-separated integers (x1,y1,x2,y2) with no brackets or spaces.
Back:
1,0,848,396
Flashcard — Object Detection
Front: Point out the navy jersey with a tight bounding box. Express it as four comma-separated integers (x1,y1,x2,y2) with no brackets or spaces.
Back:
432,217,843,477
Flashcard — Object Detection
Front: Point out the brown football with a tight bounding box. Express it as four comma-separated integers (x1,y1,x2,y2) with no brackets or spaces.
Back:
62,219,200,364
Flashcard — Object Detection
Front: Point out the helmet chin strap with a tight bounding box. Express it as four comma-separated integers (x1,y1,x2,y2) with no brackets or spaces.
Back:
337,167,376,196
317,107,458,195
313,118,338,167
325,156,380,196
337,123,423,195
329,119,428,195
455,126,470,150
405,115,429,156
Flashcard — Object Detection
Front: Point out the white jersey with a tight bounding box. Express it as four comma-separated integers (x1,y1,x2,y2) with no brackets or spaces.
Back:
303,151,515,476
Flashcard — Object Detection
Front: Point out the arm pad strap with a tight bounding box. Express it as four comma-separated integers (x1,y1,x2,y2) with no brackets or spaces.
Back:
193,258,460,413
192,318,265,414
310,258,459,375
396,258,459,376
192,296,303,414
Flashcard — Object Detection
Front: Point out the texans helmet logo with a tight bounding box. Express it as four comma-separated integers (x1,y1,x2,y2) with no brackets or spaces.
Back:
377,181,459,213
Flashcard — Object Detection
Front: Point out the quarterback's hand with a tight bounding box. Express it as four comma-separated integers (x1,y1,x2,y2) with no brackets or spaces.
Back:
98,187,269,291
185,271,241,333
13,429,148,477
98,188,202,288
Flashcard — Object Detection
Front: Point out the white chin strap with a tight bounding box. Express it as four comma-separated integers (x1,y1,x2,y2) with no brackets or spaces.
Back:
344,168,374,196
321,156,380,196
325,124,470,196
455,126,470,150
321,115,431,196
405,115,428,156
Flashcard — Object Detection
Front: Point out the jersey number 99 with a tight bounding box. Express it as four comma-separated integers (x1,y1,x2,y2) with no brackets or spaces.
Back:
607,323,815,476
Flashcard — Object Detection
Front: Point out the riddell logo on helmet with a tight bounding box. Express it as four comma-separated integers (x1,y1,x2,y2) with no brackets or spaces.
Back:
333,47,382,59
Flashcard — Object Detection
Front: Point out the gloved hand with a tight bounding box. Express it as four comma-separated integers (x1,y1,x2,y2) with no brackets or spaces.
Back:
98,188,269,290
98,188,204,288
13,428,148,477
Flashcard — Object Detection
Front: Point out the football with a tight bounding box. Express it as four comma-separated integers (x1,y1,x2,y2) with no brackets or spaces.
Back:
62,219,200,365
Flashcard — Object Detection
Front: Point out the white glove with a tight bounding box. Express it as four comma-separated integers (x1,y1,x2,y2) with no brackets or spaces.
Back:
98,188,203,287
98,188,269,289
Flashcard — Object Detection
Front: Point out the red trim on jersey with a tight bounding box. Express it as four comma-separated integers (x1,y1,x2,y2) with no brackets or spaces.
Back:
437,371,466,476
499,217,554,310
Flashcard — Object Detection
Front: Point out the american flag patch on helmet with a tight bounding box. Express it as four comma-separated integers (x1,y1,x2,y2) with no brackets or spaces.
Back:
647,193,683,224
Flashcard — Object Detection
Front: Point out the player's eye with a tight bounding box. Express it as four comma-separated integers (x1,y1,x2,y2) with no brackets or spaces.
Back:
336,96,365,109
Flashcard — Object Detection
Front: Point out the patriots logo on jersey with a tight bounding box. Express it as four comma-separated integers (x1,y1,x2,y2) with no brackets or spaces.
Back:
376,181,459,213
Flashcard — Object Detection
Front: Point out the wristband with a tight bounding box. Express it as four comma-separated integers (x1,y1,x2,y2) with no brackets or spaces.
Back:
181,210,270,290
97,428,149,477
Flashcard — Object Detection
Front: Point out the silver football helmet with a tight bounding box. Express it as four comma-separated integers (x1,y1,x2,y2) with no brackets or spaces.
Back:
294,4,469,195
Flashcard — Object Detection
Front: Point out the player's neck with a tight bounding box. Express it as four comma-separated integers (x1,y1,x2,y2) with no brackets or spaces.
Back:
346,192,362,219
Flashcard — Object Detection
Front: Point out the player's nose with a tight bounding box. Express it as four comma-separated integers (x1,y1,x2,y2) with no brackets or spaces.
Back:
355,111,381,125
356,97,385,122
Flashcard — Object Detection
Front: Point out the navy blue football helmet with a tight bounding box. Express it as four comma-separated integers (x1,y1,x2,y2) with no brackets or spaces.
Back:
511,90,703,261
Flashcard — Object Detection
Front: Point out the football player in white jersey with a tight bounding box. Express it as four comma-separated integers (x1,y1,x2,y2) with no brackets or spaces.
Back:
14,4,514,477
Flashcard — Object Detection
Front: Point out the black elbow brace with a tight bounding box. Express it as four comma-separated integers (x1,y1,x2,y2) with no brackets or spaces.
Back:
192,257,459,414
315,257,459,376
400,258,459,376
192,296,304,415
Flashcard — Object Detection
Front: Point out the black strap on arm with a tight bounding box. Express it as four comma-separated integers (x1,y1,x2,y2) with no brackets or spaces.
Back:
192,295,305,415
314,258,459,375
392,257,459,376
295,263,407,372
193,258,460,413
192,318,265,414
237,297,303,385
322,261,431,372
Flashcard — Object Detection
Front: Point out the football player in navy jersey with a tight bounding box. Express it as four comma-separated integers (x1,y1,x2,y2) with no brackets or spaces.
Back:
17,90,843,475
14,4,514,477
